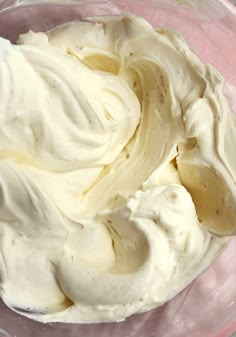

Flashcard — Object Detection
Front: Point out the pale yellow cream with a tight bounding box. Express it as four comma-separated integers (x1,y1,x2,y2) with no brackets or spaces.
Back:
0,15,235,323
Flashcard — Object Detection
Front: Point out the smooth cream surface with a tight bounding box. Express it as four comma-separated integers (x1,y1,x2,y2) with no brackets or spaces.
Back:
0,15,235,323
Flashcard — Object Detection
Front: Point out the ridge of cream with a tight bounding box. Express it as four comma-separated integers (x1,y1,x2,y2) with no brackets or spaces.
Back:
0,14,235,323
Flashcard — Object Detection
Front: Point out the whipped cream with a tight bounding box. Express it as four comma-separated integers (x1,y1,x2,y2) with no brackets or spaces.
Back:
0,15,235,323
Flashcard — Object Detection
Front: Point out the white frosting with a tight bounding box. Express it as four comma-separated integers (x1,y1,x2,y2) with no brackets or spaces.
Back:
0,15,235,323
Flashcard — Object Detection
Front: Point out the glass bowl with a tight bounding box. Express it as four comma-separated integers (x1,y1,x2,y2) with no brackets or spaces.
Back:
0,1,236,336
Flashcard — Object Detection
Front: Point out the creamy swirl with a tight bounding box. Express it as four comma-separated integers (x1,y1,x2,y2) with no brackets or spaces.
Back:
0,15,235,323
